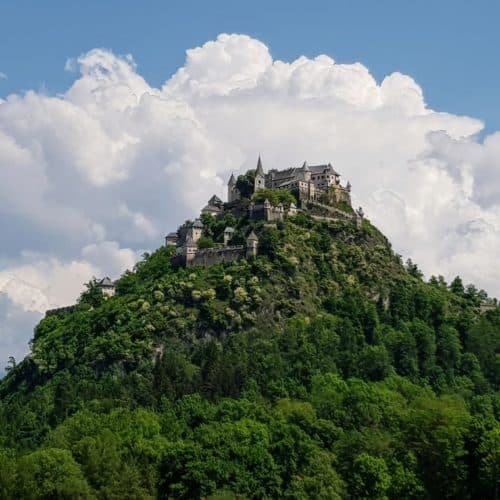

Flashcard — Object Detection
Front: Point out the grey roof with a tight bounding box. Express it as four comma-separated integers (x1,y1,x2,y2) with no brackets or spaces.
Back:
268,167,298,182
256,155,264,176
247,230,258,241
98,277,114,287
202,204,221,213
166,232,179,239
308,163,340,176
275,179,297,189
208,194,223,206
224,226,235,233
228,173,236,185
193,218,203,228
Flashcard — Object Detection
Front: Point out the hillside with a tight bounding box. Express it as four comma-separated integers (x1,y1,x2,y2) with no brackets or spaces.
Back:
1,211,500,499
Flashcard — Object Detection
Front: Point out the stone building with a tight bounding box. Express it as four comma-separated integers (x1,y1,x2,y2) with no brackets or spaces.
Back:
228,156,352,207
165,232,179,247
201,195,224,217
97,277,116,297
246,231,258,259
248,199,286,222
223,226,235,246
227,173,240,203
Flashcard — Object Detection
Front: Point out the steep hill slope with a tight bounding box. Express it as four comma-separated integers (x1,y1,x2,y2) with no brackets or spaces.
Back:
0,213,499,499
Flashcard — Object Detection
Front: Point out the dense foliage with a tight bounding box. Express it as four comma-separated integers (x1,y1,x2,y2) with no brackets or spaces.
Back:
1,213,499,499
251,188,297,207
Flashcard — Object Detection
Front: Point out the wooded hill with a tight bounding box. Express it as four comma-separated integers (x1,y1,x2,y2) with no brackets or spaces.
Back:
0,210,499,499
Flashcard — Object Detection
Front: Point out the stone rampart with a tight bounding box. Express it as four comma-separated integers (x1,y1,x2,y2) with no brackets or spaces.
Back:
192,246,245,266
248,203,284,222
45,305,78,317
306,201,355,221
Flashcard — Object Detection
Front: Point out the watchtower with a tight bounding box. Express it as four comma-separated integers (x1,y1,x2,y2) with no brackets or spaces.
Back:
246,231,259,259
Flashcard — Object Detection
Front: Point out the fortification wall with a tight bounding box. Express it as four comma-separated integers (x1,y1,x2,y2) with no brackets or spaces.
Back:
306,201,354,221
45,304,78,317
248,204,284,222
192,246,245,266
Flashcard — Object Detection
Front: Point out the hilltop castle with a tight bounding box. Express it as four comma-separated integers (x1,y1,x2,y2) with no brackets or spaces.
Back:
167,156,364,267
228,156,352,207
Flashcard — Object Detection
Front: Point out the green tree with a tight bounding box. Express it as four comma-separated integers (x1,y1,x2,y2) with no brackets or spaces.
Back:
79,279,105,308
198,236,215,249
478,425,500,499
0,448,17,499
350,453,391,500
449,276,465,296
251,188,296,207
235,170,256,199
15,448,93,499
356,345,392,381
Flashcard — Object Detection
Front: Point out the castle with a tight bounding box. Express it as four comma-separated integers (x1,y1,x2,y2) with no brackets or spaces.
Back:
228,156,352,207
166,156,365,268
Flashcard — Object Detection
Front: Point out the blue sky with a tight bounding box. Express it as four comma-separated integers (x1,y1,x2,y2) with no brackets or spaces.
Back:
1,0,499,133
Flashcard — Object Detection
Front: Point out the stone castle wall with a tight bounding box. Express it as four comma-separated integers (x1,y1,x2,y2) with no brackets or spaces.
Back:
192,246,245,266
305,201,355,221
45,304,78,317
248,203,284,222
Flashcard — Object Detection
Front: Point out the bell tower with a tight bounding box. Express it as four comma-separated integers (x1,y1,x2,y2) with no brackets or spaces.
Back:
254,155,265,193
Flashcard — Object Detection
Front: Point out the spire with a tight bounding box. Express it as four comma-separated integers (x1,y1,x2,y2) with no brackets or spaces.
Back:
256,155,264,176
228,173,236,186
302,161,310,172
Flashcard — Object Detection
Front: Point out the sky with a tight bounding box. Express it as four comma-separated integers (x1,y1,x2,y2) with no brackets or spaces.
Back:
2,1,500,134
1,1,500,366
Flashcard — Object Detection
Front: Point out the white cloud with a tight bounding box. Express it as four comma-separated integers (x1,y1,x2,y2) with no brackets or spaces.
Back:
0,241,138,315
0,295,41,369
1,33,500,365
0,72,7,80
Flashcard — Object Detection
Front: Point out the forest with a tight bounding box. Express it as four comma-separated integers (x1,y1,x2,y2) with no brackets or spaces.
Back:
0,209,499,499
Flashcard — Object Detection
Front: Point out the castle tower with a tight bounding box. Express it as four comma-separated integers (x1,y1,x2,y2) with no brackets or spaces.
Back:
246,231,259,259
227,173,240,203
183,235,198,267
254,155,265,193
165,232,179,247
97,277,115,298
302,161,311,182
190,219,203,243
223,227,235,246
263,198,272,221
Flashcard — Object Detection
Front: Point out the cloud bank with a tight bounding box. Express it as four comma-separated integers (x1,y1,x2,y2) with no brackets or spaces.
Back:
1,33,499,364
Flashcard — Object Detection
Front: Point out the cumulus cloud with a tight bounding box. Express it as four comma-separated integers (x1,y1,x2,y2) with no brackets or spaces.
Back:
1,32,500,365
